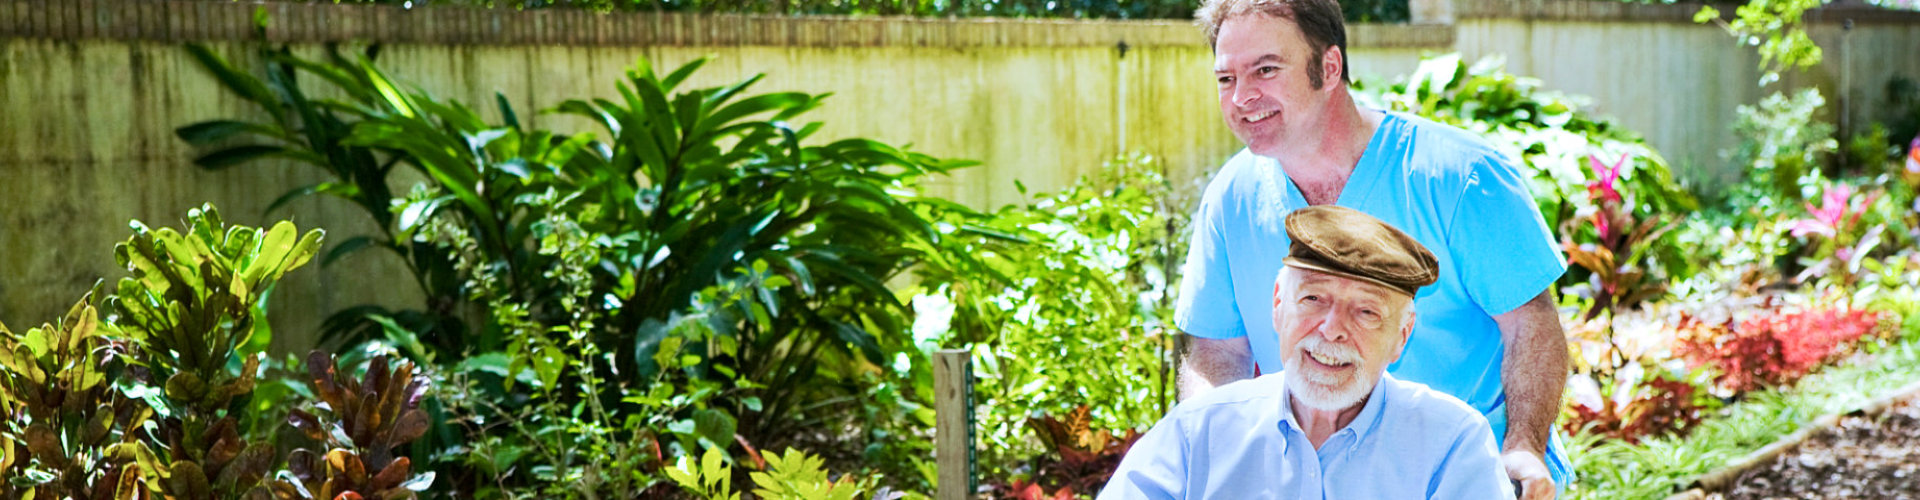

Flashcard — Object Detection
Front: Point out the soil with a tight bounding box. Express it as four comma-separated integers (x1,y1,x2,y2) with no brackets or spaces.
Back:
1707,395,1920,500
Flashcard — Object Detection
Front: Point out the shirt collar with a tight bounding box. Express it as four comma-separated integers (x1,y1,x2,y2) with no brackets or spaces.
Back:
1275,371,1395,442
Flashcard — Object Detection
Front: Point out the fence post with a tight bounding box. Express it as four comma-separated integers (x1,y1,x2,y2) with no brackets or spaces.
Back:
934,349,975,500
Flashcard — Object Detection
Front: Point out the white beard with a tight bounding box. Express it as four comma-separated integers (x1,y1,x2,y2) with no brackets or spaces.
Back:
1285,336,1378,411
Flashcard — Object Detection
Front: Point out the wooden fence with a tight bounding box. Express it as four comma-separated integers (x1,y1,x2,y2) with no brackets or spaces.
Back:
2,0,1917,352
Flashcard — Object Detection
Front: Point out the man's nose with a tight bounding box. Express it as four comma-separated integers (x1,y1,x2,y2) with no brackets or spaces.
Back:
1232,84,1260,108
1314,308,1349,341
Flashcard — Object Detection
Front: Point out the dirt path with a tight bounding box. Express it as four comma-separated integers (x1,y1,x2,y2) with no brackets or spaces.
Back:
1707,395,1920,499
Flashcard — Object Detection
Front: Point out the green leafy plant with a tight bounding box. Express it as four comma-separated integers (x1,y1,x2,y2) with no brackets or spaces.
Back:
665,447,740,500
1723,88,1839,211
0,293,149,500
1695,0,1826,87
106,204,323,500
668,446,889,500
912,153,1190,476
276,350,435,500
749,448,882,500
178,43,474,363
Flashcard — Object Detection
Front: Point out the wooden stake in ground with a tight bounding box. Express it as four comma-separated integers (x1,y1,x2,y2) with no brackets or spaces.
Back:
935,349,976,500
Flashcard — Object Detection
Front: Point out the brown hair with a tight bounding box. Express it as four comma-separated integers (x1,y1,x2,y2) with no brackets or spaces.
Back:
1196,0,1350,89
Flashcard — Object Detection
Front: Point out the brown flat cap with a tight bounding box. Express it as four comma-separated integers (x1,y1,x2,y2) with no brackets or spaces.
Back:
1282,206,1439,297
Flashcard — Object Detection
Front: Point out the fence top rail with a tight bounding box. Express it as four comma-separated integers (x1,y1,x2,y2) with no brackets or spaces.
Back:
0,0,1220,47
1455,0,1920,24
2,0,1907,48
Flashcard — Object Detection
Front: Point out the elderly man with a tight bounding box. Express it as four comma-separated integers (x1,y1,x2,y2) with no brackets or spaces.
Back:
1103,206,1512,499
1174,0,1572,496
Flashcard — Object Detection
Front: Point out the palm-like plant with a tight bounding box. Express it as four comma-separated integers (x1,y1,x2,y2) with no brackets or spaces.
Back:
179,44,983,488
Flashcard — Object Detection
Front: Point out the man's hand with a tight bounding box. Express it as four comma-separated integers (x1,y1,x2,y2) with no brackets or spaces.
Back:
1176,335,1252,400
1503,449,1555,500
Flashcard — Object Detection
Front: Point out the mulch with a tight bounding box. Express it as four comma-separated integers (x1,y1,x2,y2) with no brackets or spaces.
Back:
1706,395,1920,500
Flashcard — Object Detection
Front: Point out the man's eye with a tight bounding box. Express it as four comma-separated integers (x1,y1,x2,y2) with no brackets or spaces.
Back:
1301,295,1321,302
1257,66,1279,76
1217,76,1233,85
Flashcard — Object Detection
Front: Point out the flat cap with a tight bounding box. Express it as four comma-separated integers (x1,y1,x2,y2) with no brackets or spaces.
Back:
1282,206,1439,297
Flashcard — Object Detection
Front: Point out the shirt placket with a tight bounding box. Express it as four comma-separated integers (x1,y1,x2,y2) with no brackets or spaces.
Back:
1314,429,1358,499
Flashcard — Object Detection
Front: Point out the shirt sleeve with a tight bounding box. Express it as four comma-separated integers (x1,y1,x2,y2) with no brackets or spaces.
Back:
1446,155,1567,317
1173,179,1248,340
1097,417,1189,500
1427,413,1514,499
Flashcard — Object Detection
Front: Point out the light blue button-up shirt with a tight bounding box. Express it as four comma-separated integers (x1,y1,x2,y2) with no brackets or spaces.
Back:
1099,373,1513,499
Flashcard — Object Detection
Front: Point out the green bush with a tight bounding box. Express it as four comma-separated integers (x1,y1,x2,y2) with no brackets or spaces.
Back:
910,153,1192,477
0,205,442,500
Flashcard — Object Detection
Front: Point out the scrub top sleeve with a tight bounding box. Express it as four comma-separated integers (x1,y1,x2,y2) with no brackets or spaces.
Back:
1173,192,1247,340
1447,156,1567,317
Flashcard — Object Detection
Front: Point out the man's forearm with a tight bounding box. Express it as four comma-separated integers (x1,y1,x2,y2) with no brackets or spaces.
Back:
1496,292,1569,453
1177,335,1253,401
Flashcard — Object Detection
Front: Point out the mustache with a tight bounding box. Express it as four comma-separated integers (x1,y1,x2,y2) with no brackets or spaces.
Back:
1297,336,1358,364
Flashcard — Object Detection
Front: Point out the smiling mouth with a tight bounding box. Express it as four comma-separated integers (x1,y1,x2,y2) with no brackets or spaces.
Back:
1307,350,1353,368
1242,110,1277,123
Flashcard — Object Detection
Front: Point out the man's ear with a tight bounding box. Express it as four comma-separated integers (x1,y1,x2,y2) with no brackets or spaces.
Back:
1387,310,1415,364
1322,45,1344,87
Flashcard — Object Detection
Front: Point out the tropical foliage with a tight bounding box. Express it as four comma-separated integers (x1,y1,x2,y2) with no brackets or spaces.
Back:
112,43,1920,500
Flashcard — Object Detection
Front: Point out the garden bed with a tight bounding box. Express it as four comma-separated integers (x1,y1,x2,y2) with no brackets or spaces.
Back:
1697,387,1920,499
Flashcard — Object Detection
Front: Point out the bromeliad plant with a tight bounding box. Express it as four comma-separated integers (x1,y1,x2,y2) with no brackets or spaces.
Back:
1787,183,1885,300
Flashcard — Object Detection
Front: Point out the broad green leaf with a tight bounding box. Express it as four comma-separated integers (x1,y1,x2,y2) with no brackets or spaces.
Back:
184,45,279,110
175,120,281,146
192,145,290,170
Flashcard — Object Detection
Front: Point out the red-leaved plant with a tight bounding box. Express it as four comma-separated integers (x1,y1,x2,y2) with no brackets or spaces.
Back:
275,350,433,500
1676,307,1887,393
1562,153,1681,323
988,405,1142,499
1787,183,1885,300
1562,376,1709,444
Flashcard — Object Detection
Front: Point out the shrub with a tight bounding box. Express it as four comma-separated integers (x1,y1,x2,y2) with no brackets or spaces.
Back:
1563,374,1712,445
1676,305,1888,394
0,205,438,500
910,153,1190,478
0,292,146,500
